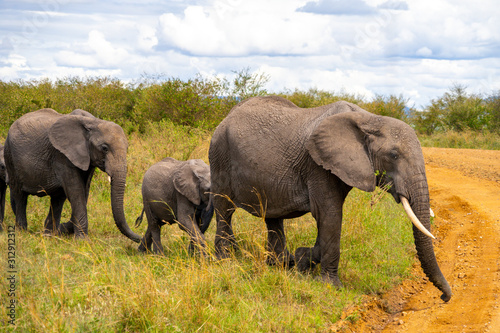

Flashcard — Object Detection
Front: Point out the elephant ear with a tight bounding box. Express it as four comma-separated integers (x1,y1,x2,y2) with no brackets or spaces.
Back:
173,162,201,206
49,116,92,171
306,112,376,192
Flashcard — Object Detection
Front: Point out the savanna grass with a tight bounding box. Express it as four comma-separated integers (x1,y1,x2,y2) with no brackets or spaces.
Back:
1,121,415,332
418,130,500,150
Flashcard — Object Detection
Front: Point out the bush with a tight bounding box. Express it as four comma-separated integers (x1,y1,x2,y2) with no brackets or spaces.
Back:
412,84,496,135
279,88,364,108
132,75,237,131
361,94,410,121
1,73,499,142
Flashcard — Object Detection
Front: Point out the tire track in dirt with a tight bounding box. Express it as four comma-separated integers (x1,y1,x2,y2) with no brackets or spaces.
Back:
335,148,500,333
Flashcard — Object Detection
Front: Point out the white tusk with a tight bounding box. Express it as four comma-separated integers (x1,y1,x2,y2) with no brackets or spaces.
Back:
401,197,436,239
108,176,111,184
430,208,435,217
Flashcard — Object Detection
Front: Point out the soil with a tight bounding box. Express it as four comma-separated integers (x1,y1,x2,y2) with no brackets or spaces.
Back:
332,147,500,333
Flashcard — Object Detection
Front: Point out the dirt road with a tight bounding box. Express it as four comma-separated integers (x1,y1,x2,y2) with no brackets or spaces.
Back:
338,147,500,333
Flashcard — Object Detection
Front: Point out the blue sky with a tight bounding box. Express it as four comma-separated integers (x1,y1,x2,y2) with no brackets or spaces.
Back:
0,0,498,108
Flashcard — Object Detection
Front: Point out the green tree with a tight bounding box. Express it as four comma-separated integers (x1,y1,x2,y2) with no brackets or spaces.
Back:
432,84,487,132
231,67,270,100
485,91,500,133
362,94,409,121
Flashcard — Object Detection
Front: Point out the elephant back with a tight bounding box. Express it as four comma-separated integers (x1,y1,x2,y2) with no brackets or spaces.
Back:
7,109,61,145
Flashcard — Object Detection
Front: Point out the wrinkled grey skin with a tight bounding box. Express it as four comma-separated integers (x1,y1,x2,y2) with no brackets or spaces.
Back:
0,144,7,231
209,96,452,302
4,108,141,242
136,158,214,255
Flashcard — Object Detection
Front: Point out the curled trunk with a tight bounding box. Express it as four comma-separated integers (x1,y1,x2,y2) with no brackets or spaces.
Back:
111,171,141,243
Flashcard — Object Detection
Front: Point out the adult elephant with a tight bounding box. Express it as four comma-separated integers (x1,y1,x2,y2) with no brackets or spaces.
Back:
0,144,7,231
135,158,214,255
209,96,452,302
4,108,141,242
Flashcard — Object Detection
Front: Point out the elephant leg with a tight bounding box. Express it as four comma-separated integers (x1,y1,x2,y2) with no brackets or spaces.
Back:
44,194,66,235
60,171,93,235
307,173,351,287
315,192,349,287
178,214,207,257
295,238,321,273
138,227,152,253
59,213,76,235
213,196,237,259
62,175,89,238
150,221,164,255
11,189,28,230
0,183,6,232
265,218,294,267
138,206,158,253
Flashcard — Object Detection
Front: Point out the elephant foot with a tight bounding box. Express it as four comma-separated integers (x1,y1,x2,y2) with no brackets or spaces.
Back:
321,274,343,288
214,237,239,260
73,232,89,240
295,247,319,273
58,221,75,235
16,222,28,231
265,250,295,268
138,241,148,253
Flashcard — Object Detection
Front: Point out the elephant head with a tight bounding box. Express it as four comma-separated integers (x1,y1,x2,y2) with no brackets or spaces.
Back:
48,115,141,242
306,111,452,302
173,159,214,232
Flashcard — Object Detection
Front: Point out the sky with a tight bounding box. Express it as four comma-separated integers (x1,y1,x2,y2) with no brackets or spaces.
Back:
0,0,499,108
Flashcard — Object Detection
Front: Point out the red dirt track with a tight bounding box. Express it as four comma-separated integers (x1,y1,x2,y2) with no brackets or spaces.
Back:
334,147,500,332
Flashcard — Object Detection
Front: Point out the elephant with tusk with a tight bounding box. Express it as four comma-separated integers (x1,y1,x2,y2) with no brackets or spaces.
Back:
209,96,452,302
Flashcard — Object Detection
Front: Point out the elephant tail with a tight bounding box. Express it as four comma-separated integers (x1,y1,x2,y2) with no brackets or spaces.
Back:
135,207,145,227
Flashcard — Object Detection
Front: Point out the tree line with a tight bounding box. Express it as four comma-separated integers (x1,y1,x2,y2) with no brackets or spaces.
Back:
1,70,498,137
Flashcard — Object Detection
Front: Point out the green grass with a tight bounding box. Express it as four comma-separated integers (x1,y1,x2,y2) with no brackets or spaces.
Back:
418,130,500,150
0,121,415,332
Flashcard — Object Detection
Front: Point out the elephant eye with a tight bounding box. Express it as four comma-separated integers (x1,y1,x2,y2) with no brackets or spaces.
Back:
390,150,399,160
101,144,109,153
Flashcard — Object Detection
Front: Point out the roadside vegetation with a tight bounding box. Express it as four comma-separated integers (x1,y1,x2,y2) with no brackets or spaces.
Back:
0,69,498,331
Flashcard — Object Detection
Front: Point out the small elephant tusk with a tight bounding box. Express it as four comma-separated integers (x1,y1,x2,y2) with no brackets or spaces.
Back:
108,176,111,184
401,197,436,239
430,207,435,217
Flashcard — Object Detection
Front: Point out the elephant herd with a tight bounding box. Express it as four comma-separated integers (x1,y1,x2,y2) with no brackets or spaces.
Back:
0,96,452,302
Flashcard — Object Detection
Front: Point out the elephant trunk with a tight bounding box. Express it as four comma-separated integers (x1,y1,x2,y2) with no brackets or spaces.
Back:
110,168,141,243
405,177,452,302
200,194,214,234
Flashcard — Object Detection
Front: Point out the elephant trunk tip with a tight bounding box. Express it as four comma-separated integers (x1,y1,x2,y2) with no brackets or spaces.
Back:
436,279,452,302
441,291,452,302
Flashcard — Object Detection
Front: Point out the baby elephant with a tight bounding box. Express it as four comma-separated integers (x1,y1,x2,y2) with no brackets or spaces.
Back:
136,158,214,255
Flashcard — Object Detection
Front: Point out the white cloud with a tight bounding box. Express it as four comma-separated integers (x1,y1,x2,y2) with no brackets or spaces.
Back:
55,30,128,68
0,54,29,78
416,47,432,57
158,1,336,56
136,24,158,52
